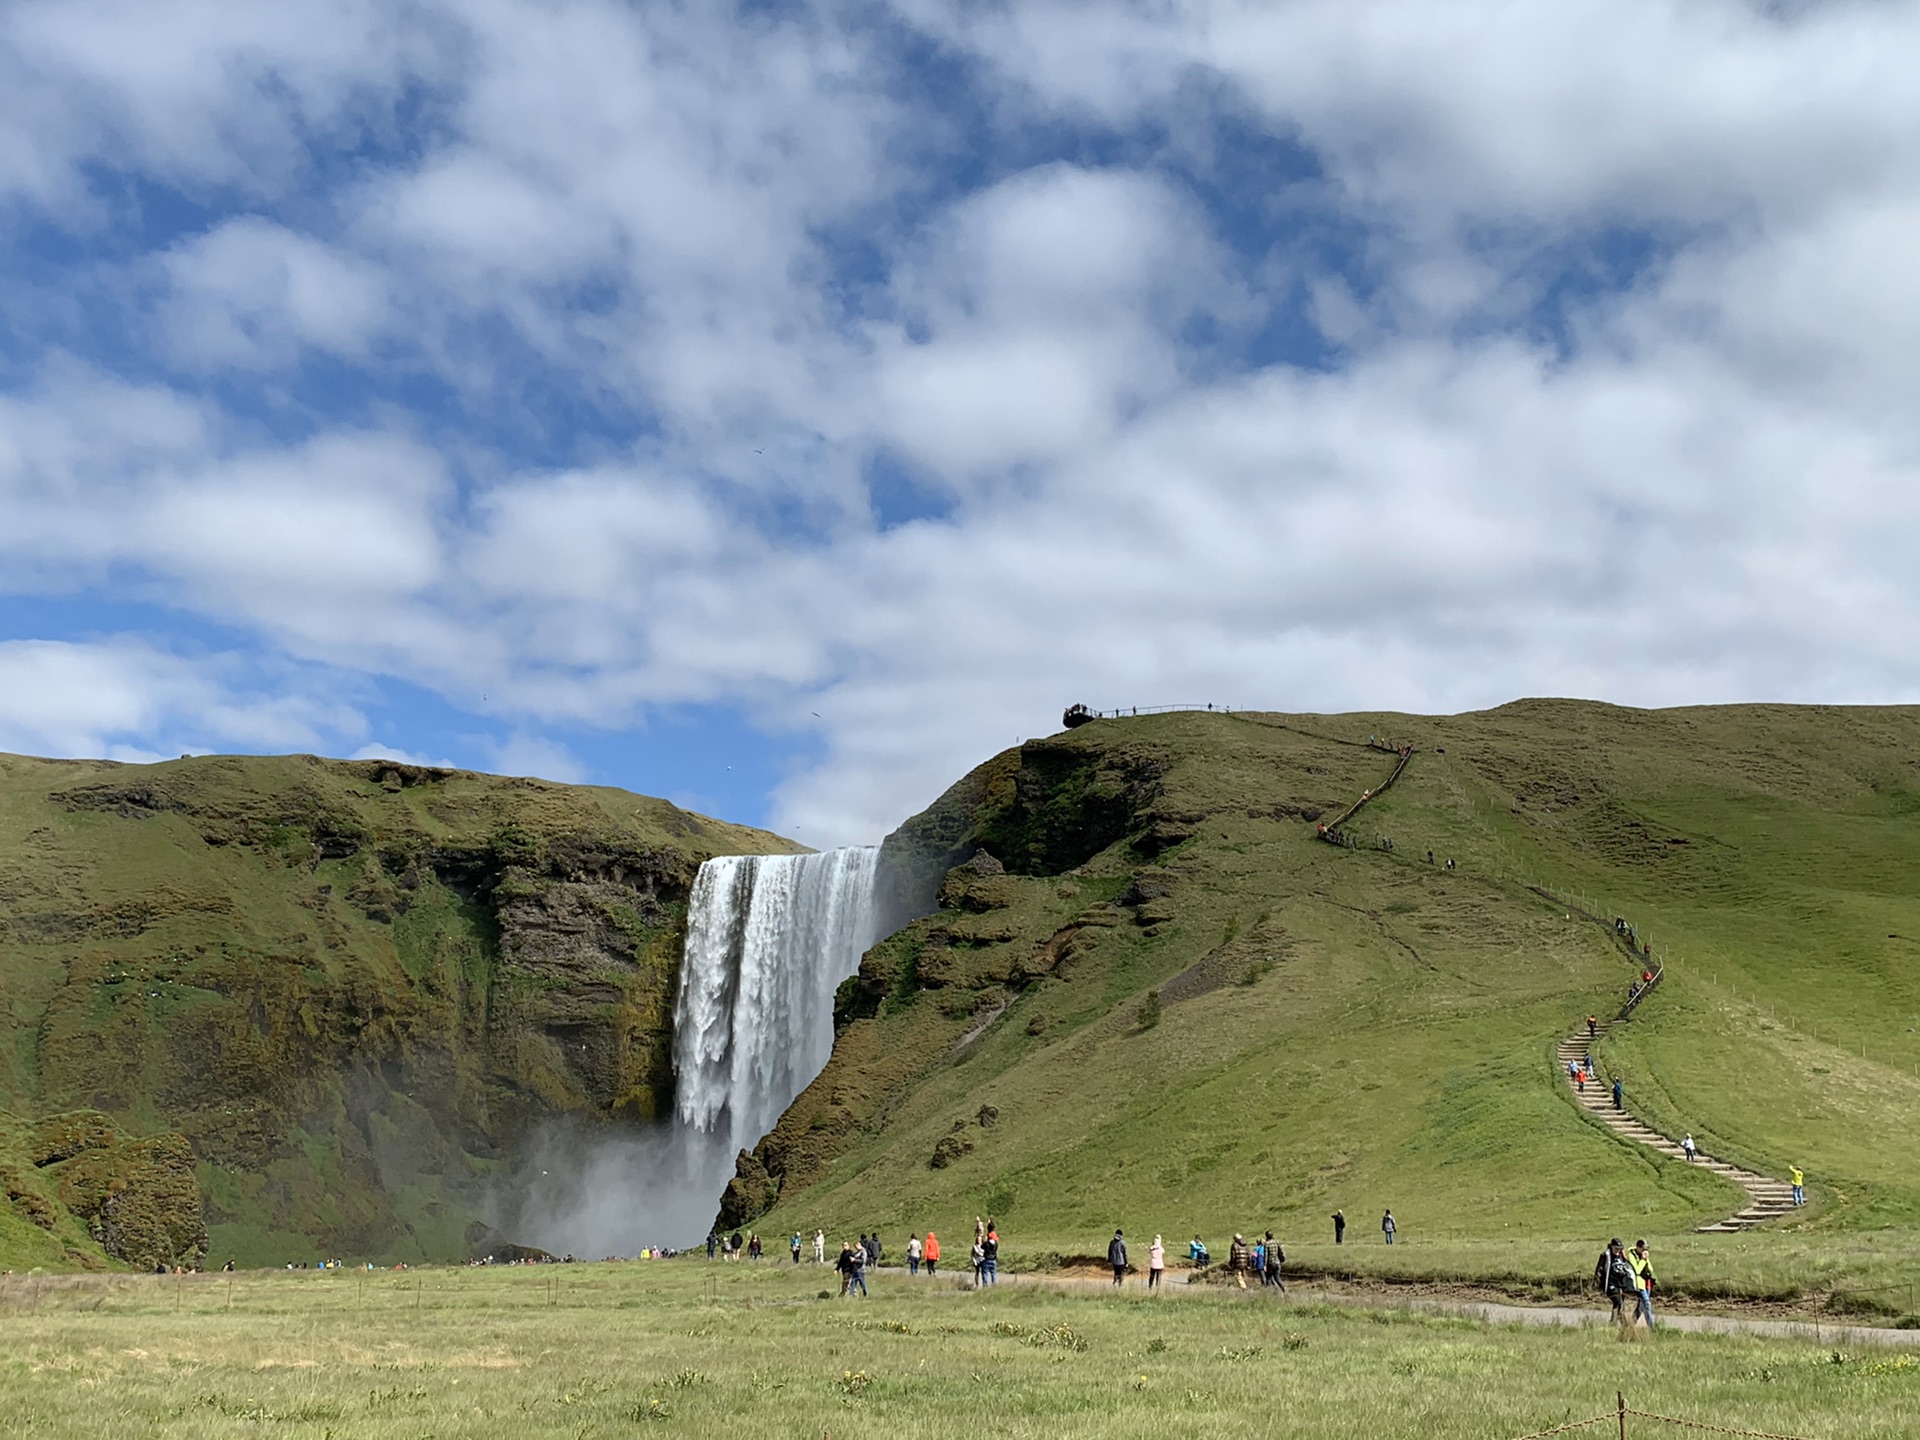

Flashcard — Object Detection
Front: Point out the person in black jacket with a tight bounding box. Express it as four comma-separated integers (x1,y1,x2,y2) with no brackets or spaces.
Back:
1108,1229,1128,1286
1594,1238,1636,1328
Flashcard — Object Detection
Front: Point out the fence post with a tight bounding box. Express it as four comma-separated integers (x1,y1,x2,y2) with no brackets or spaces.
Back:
1617,1391,1627,1440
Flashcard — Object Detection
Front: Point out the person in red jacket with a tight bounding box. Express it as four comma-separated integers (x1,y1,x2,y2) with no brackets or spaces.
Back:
923,1231,940,1276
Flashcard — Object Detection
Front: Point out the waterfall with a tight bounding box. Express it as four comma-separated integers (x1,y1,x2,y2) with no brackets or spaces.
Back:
674,847,882,1164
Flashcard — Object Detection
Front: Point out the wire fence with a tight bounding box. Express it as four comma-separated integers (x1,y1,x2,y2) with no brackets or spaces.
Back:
1510,1393,1817,1440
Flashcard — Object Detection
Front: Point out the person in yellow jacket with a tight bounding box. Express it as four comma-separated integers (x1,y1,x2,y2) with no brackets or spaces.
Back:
1629,1240,1657,1330
1790,1166,1805,1206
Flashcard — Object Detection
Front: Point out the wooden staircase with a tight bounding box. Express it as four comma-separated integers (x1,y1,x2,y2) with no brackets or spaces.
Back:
1556,1024,1796,1232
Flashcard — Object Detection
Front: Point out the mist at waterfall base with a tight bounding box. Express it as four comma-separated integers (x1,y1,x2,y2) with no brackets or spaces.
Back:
495,848,885,1257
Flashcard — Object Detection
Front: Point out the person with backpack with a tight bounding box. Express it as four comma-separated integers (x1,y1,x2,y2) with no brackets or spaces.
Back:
1263,1231,1286,1291
1594,1238,1637,1329
1108,1229,1128,1286
848,1240,869,1298
907,1233,923,1276
1381,1210,1396,1245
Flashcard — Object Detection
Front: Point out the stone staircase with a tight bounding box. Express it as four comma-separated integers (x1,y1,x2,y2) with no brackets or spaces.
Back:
1556,1024,1796,1232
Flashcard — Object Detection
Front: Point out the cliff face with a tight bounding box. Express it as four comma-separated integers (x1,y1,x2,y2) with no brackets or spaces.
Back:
719,727,1185,1225
0,752,797,1266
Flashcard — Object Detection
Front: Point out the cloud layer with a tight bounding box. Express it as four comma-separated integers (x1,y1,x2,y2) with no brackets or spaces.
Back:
3,0,1918,840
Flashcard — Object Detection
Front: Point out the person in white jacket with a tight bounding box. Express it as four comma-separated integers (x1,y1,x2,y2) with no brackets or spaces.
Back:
813,1230,825,1263
907,1234,924,1276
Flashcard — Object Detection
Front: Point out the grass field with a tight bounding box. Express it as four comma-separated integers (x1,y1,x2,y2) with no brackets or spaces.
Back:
5,1260,1918,1439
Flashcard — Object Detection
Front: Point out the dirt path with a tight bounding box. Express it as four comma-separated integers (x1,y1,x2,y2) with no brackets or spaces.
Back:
884,1267,1920,1349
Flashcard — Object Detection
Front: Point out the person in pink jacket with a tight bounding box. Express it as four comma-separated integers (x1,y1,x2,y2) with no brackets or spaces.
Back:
1148,1234,1166,1290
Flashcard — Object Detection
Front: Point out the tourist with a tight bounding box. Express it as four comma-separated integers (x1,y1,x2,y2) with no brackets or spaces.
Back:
836,1242,855,1296
907,1233,923,1276
1108,1229,1128,1286
982,1226,999,1285
729,1230,743,1262
1332,1209,1346,1245
1595,1238,1636,1330
1381,1210,1396,1245
1228,1233,1250,1288
814,1230,825,1263
1682,1133,1697,1163
1791,1165,1805,1206
1148,1234,1165,1290
1612,1077,1624,1111
1630,1240,1657,1330
705,1230,717,1260
849,1242,869,1298
1263,1231,1285,1291
924,1231,940,1276
790,1231,802,1264
1251,1235,1266,1281
1587,1015,1599,1039
747,1232,762,1262
970,1237,985,1285
1188,1234,1210,1268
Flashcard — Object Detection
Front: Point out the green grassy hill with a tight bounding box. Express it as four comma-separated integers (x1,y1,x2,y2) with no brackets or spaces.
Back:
0,752,797,1269
739,702,1920,1293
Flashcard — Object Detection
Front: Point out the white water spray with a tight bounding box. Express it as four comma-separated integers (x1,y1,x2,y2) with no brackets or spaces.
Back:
674,847,883,1165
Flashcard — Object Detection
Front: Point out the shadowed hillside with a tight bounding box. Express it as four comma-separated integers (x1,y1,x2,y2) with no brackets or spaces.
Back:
735,702,1920,1268
0,752,797,1268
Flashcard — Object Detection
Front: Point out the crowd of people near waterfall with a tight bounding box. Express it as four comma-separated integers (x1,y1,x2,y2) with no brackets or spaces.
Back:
702,1213,1354,1294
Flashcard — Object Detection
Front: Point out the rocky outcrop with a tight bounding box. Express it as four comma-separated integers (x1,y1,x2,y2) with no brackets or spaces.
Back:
29,1110,207,1269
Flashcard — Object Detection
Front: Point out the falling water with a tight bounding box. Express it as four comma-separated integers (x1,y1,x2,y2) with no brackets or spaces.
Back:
494,847,883,1255
674,847,883,1164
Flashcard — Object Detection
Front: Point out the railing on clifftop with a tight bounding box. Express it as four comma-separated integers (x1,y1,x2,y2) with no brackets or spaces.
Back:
1062,702,1236,728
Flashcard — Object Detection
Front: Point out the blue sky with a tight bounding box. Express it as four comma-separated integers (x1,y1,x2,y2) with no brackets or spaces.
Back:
3,1,1919,843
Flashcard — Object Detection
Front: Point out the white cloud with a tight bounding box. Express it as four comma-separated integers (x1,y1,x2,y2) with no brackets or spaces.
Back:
0,637,367,759
4,0,1920,845
161,217,390,368
488,731,586,784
